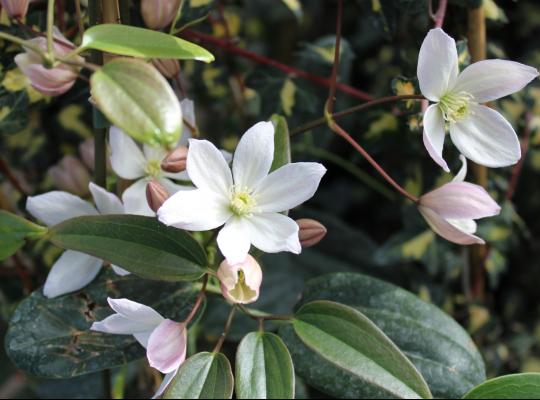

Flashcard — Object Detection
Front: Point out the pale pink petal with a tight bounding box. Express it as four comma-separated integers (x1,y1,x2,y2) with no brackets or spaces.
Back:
217,255,263,304
107,298,164,326
419,206,484,245
423,104,449,172
147,320,187,374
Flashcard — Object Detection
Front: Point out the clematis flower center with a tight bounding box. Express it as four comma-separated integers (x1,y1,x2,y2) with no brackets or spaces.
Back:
145,159,162,178
230,187,257,216
229,269,257,303
439,91,474,123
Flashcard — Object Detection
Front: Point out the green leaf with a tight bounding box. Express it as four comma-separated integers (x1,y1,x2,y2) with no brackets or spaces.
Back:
5,270,200,378
82,24,214,62
288,300,432,399
236,332,295,399
463,373,540,399
90,58,182,148
49,215,206,281
165,352,234,399
298,273,486,398
269,114,291,172
0,211,47,260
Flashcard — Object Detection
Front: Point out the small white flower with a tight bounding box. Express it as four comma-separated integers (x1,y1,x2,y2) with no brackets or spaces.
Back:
91,298,187,398
26,183,132,298
418,28,538,171
158,121,326,264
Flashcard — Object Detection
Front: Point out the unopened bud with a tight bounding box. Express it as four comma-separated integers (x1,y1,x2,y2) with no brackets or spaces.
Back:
1,0,30,18
146,180,170,213
141,0,181,30
161,146,188,173
217,255,262,305
152,58,180,79
48,155,91,197
297,218,327,248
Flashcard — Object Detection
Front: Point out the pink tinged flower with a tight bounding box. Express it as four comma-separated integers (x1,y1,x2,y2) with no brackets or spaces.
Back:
418,28,539,170
26,183,130,298
418,173,501,246
157,121,327,265
1,0,29,18
141,0,181,30
217,255,263,304
147,319,187,374
14,28,82,96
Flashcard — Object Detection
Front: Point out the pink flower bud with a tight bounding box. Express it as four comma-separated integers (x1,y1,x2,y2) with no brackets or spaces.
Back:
296,218,327,248
152,58,180,79
14,29,82,96
1,0,29,18
418,181,501,245
79,138,95,171
48,155,91,197
146,179,170,213
147,319,187,374
161,146,188,173
217,255,263,304
141,0,181,30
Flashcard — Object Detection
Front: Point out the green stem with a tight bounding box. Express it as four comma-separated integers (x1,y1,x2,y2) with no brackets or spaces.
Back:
213,306,236,353
46,0,56,56
0,32,46,55
169,0,186,35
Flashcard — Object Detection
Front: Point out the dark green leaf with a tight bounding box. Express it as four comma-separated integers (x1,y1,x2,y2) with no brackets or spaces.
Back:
90,58,182,148
236,332,295,399
5,270,199,378
165,352,234,399
0,211,47,260
49,215,206,281
298,273,486,398
82,24,214,62
290,300,432,399
172,0,215,32
269,114,291,172
463,373,540,399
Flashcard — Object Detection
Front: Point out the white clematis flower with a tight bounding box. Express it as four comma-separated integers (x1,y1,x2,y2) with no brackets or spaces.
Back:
158,121,327,265
91,298,187,398
26,183,132,298
418,28,538,171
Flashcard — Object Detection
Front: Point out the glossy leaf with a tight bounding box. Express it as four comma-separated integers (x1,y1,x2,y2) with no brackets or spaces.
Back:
0,211,47,260
463,373,540,399
165,352,234,399
49,215,206,281
269,114,291,172
236,332,295,399
82,24,214,62
5,270,199,378
90,58,182,148
288,300,432,399
298,273,486,398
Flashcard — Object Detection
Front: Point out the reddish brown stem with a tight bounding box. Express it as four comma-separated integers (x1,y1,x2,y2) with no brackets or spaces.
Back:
429,0,448,28
0,156,28,196
181,29,373,102
184,274,208,326
326,0,343,115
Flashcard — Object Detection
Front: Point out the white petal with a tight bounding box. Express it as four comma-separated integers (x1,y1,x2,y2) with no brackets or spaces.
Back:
92,315,156,336
107,297,164,326
111,265,130,276
247,213,301,255
448,218,477,235
27,191,98,227
43,251,103,298
417,28,459,101
158,177,190,195
158,189,231,231
255,162,326,213
453,60,539,103
89,183,124,215
217,217,251,265
134,331,153,348
143,144,167,163
122,179,155,217
449,104,521,168
453,155,467,182
232,121,275,189
187,139,233,198
152,370,178,399
180,98,197,141
163,170,189,181
109,126,146,180
423,104,449,172
419,206,484,245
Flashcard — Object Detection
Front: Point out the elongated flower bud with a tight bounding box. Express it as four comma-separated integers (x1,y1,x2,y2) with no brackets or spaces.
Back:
152,58,180,79
141,0,181,30
146,180,170,213
297,218,327,248
217,255,263,304
48,155,91,197
1,0,29,18
161,146,188,173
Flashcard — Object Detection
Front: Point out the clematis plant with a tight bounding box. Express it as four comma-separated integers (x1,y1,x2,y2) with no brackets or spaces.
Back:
419,28,538,171
26,183,132,297
158,121,327,264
